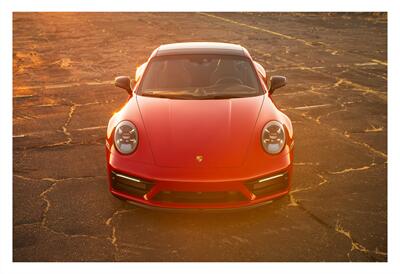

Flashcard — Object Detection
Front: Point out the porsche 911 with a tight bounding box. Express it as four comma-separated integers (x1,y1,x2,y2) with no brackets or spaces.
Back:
106,42,294,209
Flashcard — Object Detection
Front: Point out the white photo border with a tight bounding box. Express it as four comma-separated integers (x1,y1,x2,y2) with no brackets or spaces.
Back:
1,1,397,273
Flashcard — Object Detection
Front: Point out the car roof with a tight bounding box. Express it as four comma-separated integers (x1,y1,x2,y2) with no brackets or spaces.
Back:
155,42,246,57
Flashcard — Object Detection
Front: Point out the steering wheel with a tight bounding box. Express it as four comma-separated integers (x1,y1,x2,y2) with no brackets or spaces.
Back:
215,76,243,85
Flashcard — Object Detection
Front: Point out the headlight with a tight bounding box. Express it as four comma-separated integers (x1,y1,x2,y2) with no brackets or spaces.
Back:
261,121,286,154
114,121,138,154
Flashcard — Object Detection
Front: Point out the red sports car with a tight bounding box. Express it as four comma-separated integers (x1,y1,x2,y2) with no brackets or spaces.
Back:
106,42,294,209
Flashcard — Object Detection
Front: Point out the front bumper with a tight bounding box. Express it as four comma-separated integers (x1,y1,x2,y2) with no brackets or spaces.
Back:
108,167,292,210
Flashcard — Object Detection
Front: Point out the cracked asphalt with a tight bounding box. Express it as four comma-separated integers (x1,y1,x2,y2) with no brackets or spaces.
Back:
13,12,387,262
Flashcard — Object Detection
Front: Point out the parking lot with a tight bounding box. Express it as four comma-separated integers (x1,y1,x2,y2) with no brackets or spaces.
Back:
13,12,387,261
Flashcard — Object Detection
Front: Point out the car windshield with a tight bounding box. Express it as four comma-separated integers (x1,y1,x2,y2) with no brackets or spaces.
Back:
138,54,262,99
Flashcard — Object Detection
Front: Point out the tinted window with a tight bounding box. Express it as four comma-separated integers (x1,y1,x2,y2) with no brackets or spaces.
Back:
138,55,262,99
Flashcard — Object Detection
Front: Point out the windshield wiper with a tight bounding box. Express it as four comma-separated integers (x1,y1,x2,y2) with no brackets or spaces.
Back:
141,93,200,100
199,90,260,99
198,94,247,99
141,89,204,99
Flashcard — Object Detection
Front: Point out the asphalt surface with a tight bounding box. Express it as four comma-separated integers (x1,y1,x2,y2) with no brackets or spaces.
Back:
13,12,387,262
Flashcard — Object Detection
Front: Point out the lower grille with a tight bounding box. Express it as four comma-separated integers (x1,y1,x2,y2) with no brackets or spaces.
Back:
246,172,289,197
111,171,153,198
152,191,247,204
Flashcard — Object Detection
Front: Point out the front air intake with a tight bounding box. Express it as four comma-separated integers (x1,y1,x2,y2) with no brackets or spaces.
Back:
111,171,154,198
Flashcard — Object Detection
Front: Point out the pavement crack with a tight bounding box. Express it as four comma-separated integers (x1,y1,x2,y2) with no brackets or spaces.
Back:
14,174,36,181
105,209,134,227
317,174,328,186
343,131,387,159
119,243,155,250
199,12,340,56
290,187,313,195
269,66,325,73
371,59,387,66
288,193,299,206
288,192,386,261
42,224,108,242
13,124,106,143
291,103,332,110
73,125,107,131
58,101,104,145
335,220,386,260
61,104,76,144
253,47,386,102
290,194,386,261
25,177,111,244
334,79,344,87
229,30,386,102
364,124,384,133
307,97,351,125
231,235,250,244
14,174,106,182
105,208,136,261
109,226,117,245
15,141,103,151
14,80,114,91
288,195,331,230
293,162,320,166
303,67,387,101
299,112,387,159
328,162,377,175
39,181,58,227
290,173,328,194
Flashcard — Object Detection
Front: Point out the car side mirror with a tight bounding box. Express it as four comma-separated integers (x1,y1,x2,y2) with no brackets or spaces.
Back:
269,76,287,94
115,76,133,95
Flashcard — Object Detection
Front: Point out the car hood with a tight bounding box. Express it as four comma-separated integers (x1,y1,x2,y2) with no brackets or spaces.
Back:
136,95,264,168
